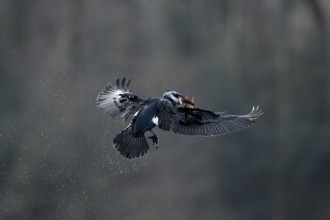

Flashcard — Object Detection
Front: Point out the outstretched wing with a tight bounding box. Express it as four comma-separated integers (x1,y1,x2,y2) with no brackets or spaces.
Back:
169,106,263,136
96,77,146,120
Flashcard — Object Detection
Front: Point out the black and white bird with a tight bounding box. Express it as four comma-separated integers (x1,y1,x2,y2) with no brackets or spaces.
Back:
97,77,263,159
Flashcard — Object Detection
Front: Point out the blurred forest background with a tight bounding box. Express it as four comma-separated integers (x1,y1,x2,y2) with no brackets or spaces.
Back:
1,0,330,219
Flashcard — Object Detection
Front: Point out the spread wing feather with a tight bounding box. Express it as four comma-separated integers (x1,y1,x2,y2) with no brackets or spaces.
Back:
157,99,176,131
96,77,146,120
168,106,263,136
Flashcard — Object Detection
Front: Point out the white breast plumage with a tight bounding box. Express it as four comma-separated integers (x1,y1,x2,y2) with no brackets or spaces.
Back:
152,116,159,126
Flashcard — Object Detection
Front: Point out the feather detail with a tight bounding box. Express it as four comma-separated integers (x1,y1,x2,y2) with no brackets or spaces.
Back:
96,77,145,120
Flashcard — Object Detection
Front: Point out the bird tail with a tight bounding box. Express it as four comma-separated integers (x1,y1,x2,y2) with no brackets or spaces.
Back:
113,127,149,158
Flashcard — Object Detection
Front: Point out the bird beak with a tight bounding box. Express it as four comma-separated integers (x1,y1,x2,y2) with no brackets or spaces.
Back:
181,96,195,106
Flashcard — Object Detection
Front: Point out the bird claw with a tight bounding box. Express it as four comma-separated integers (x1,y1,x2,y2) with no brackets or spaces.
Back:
148,135,158,148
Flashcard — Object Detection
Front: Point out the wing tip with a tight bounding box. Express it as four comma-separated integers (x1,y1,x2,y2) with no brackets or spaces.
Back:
114,77,132,90
248,105,263,122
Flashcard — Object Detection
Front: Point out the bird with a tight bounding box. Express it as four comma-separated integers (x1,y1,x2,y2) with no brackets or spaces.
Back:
96,77,263,159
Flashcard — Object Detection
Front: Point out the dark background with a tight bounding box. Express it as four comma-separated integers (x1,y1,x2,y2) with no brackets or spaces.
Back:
1,0,330,219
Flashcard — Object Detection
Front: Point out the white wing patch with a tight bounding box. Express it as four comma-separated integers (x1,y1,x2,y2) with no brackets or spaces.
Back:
97,90,123,112
97,77,144,120
152,116,159,126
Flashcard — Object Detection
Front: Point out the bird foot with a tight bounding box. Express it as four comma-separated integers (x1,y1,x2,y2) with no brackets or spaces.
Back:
148,135,158,149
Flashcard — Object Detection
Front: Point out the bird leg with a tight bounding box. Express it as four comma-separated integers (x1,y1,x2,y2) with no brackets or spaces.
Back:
148,130,159,149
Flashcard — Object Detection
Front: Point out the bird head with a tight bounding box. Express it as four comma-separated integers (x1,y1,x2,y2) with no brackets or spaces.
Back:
163,90,194,107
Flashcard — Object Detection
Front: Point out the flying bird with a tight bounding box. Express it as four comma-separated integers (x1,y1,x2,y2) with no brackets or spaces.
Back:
97,77,263,159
